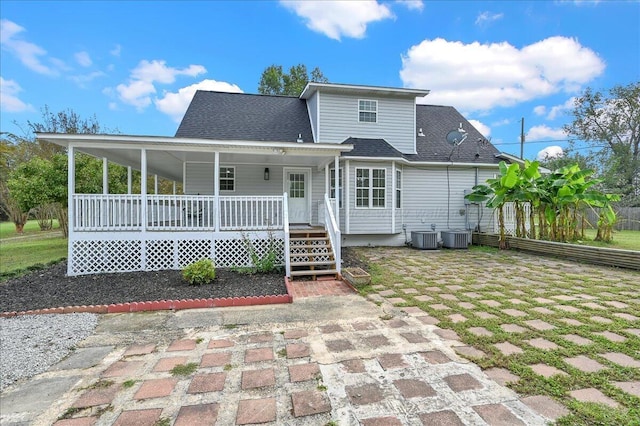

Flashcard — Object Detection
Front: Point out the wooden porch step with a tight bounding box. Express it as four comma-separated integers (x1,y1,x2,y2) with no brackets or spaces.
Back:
290,260,337,267
290,252,334,259
290,237,330,242
290,269,338,277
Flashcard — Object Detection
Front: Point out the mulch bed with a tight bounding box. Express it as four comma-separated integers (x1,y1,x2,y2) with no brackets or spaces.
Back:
0,248,370,313
0,262,286,313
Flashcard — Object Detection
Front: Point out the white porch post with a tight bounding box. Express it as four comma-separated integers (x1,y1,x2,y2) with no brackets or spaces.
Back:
102,157,108,194
324,163,329,196
67,146,75,276
140,149,147,269
334,155,340,229
345,160,350,234
127,166,132,194
214,151,220,232
154,174,158,194
172,181,176,195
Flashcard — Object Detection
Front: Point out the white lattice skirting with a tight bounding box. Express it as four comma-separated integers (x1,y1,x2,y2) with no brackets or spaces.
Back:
69,231,285,275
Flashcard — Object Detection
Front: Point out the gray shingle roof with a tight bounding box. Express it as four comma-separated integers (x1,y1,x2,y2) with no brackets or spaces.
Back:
407,105,501,163
175,91,314,143
341,137,404,158
175,91,502,164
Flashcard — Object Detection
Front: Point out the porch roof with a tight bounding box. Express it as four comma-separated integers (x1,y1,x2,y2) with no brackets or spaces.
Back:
37,133,353,182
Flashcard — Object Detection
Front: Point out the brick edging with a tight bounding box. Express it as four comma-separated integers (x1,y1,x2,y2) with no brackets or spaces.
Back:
1,288,293,318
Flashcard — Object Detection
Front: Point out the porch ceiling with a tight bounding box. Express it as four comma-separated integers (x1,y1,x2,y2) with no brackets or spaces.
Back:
37,133,352,183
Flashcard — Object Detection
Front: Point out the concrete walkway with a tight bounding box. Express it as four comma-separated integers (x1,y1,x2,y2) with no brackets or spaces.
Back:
0,292,548,425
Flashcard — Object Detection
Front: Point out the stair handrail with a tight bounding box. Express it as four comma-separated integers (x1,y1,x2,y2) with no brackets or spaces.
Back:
324,193,341,274
283,192,291,278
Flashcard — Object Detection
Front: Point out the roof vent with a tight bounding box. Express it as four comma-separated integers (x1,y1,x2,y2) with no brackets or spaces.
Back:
296,133,304,143
417,128,425,137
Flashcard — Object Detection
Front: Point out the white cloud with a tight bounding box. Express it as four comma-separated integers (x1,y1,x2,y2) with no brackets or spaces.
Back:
546,96,576,120
156,79,243,122
281,0,393,40
116,59,206,110
0,77,33,112
475,11,504,26
401,36,605,112
537,145,564,161
70,71,106,88
0,19,62,75
468,119,491,137
74,51,92,67
533,105,547,116
492,118,510,127
527,125,567,141
396,0,424,11
110,44,121,57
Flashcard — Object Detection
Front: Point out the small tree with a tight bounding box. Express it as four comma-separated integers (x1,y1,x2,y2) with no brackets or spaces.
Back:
0,181,29,233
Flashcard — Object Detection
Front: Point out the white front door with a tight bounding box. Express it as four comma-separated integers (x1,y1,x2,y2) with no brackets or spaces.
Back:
284,168,311,223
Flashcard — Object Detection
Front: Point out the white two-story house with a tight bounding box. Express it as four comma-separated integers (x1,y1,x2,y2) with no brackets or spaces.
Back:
39,82,507,277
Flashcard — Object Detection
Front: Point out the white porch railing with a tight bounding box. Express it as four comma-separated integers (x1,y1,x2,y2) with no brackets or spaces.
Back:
324,193,341,274
147,195,216,230
73,194,142,231
73,194,284,232
220,196,283,230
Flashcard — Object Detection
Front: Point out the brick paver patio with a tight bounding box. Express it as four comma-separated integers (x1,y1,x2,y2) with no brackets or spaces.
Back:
362,246,640,424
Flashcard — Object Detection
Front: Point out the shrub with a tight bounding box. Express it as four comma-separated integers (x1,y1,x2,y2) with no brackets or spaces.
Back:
182,258,216,285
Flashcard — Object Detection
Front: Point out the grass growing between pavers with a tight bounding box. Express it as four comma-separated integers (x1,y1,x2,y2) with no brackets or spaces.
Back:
352,246,640,426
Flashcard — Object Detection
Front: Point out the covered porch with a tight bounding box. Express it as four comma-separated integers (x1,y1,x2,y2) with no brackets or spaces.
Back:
38,134,351,277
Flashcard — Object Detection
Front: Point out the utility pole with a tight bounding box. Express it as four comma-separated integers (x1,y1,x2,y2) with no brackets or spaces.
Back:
520,117,525,159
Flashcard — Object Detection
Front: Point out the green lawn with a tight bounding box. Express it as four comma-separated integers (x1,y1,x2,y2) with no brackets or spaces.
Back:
579,229,640,251
0,220,66,278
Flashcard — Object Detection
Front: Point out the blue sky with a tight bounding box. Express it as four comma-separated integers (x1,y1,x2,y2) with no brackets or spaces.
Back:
1,0,638,160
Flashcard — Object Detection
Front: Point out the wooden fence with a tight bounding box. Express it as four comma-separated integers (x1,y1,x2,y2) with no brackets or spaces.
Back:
583,207,640,231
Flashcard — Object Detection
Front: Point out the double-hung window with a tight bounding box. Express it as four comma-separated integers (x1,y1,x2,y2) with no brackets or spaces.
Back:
356,168,385,208
395,170,402,209
219,166,235,191
330,168,343,208
358,100,377,123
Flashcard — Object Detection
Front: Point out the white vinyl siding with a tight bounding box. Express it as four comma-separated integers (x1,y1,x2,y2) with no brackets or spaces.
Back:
185,163,285,196
400,166,496,233
317,93,416,154
184,162,214,194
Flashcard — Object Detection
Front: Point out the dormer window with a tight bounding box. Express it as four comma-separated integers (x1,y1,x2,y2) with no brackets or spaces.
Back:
358,99,377,123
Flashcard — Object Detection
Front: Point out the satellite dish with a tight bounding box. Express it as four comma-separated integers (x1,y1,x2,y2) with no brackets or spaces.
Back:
446,123,468,146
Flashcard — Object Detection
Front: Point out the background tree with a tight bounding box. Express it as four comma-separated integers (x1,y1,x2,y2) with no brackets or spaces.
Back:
564,82,640,206
258,64,328,96
4,107,120,236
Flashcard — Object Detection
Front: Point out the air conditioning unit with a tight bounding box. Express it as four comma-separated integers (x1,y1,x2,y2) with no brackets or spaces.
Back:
411,231,438,250
441,230,470,249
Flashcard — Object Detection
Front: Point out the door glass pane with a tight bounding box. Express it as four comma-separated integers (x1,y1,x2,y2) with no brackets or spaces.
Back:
289,173,305,198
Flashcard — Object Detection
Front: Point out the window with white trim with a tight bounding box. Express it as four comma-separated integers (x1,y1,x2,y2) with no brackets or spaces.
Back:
396,169,402,209
356,168,386,208
358,99,377,123
219,166,235,191
330,168,343,208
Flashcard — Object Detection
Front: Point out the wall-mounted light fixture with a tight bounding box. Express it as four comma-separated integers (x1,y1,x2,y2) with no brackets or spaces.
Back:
417,128,425,137
264,167,270,181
